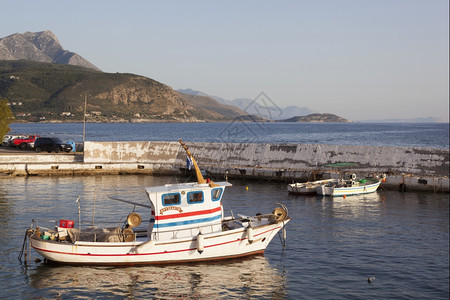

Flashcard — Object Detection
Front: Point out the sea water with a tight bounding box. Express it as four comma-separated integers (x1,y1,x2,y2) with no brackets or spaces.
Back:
0,175,448,299
1,122,449,299
9,122,450,148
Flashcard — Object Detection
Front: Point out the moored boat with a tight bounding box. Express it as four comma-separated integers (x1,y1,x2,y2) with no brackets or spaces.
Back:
288,179,338,195
22,140,290,265
316,174,385,197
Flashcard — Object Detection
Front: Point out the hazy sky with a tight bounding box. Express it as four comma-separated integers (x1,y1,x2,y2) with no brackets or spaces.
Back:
1,0,449,121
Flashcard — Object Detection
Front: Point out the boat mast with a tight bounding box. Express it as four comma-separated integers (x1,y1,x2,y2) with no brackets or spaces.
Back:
83,94,87,142
179,139,206,184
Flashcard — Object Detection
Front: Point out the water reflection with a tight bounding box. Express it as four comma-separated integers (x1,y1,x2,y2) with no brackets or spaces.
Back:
27,256,286,299
326,192,383,219
0,186,13,223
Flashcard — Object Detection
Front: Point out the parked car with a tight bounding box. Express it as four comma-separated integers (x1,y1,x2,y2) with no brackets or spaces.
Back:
34,137,73,153
2,135,13,146
12,135,39,150
2,134,27,147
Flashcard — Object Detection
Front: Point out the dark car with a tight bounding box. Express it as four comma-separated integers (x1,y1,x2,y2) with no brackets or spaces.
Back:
34,137,73,153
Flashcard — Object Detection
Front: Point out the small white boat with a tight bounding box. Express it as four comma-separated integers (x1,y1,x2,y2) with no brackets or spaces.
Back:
316,174,385,197
287,179,338,195
23,140,290,266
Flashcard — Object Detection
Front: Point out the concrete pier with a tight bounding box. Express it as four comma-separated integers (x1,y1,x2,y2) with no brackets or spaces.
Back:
1,141,449,193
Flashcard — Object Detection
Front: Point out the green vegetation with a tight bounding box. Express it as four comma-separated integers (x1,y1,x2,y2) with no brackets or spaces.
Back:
0,60,243,122
0,98,15,140
0,60,101,121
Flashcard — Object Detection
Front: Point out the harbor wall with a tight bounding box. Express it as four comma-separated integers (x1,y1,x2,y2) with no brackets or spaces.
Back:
82,141,449,175
82,141,450,192
1,141,449,192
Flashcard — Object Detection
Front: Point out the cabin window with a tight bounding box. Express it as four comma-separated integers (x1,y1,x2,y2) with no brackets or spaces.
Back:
187,191,204,204
211,188,222,201
162,193,181,206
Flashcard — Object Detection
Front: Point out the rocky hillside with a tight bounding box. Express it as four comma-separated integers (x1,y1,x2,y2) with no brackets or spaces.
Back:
279,113,354,123
0,30,100,71
178,88,316,120
0,60,246,122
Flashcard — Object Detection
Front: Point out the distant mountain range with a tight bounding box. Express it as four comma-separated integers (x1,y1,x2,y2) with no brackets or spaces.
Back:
1,31,441,123
177,88,317,120
0,31,252,122
177,89,444,123
0,30,100,71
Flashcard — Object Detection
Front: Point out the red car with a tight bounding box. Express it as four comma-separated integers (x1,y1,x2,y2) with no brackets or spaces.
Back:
12,135,39,150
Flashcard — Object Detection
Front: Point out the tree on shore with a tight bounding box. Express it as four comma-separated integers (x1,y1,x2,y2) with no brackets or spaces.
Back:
0,98,15,141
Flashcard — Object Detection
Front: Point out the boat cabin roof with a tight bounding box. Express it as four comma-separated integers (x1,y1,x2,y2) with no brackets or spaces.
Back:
145,181,231,194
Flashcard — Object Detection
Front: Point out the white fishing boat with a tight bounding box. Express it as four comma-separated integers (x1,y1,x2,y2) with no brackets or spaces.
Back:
287,179,338,195
316,174,385,197
22,140,290,265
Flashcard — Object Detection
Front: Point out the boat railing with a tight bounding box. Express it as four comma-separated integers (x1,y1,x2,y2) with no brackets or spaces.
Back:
76,225,153,242
71,230,138,244
30,219,149,243
150,214,276,240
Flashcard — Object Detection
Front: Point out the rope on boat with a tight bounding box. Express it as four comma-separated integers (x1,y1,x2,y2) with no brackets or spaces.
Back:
18,229,33,263
278,223,287,249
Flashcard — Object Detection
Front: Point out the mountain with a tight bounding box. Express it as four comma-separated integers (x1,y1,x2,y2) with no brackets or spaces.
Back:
230,98,316,120
0,30,101,71
177,89,209,97
177,89,316,120
279,113,354,123
0,60,247,122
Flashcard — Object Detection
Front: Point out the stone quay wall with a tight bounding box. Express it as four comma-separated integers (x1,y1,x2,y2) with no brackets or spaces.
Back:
83,141,448,192
1,141,448,193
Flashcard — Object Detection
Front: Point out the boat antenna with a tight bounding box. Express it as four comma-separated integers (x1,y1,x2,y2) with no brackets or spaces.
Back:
76,195,81,231
179,139,206,184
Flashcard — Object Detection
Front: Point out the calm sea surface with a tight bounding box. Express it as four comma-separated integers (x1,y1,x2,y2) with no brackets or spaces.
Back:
0,175,448,299
9,122,450,148
1,122,449,299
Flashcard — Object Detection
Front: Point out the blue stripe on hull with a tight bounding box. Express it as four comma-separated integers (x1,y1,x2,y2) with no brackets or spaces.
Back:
154,214,222,229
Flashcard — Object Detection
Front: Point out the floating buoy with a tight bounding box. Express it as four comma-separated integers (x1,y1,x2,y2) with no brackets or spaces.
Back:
245,186,249,191
343,195,346,199
197,232,204,254
247,225,254,244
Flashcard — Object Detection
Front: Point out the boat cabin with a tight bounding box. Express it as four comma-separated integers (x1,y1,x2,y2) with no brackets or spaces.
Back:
145,181,232,240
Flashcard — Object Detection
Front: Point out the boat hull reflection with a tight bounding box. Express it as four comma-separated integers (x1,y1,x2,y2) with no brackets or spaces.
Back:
29,256,286,298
